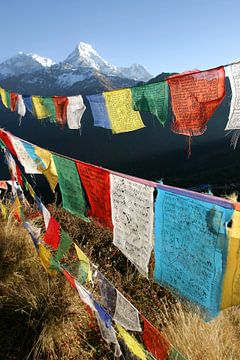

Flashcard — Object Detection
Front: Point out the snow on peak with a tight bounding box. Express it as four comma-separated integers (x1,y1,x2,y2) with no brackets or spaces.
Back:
63,42,120,76
30,54,55,67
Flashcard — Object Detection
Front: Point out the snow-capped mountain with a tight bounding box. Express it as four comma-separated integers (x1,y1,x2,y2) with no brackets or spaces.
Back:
0,52,55,78
0,42,152,95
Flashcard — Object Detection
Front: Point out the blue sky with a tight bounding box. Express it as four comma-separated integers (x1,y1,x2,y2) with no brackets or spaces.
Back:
0,0,239,76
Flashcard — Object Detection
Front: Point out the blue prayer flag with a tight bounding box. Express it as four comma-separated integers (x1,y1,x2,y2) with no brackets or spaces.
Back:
154,187,233,318
87,94,111,129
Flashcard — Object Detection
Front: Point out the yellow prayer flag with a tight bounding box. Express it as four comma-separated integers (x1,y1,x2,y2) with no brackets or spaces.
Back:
221,209,240,309
34,147,58,192
74,243,92,282
32,96,50,119
116,323,147,360
103,88,145,134
0,87,9,108
38,243,56,276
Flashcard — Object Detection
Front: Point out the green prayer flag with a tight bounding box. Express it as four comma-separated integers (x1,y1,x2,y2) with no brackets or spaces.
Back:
55,229,72,262
49,256,63,272
52,154,89,220
63,261,88,284
42,97,57,123
131,81,169,125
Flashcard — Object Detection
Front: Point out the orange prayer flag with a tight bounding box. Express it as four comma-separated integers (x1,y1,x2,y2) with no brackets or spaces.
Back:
167,67,225,136
53,96,69,126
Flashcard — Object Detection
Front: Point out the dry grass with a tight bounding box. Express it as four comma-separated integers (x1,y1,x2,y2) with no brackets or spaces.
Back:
1,206,240,359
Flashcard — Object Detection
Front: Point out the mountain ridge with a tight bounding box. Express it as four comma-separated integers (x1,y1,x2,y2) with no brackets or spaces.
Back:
0,42,152,95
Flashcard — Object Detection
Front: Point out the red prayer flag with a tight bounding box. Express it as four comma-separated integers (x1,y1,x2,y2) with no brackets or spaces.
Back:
53,96,69,125
141,315,170,360
44,215,60,250
167,67,225,136
63,268,77,289
0,130,18,157
10,92,18,112
76,161,113,229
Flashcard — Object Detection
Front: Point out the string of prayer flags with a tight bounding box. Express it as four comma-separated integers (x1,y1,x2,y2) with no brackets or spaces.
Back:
113,290,142,332
0,87,10,108
154,187,233,318
52,96,69,126
104,88,145,134
221,206,240,309
52,154,88,220
32,96,51,119
141,315,171,360
116,323,148,360
76,161,113,229
67,95,86,129
110,174,154,277
131,81,169,125
74,243,92,283
86,94,112,129
167,67,226,136
17,95,26,117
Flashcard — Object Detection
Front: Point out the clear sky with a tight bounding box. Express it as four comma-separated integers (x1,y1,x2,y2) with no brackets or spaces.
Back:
0,0,239,76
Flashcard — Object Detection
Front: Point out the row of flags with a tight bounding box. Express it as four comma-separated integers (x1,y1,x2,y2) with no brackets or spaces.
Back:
0,144,186,360
1,61,240,143
0,129,240,321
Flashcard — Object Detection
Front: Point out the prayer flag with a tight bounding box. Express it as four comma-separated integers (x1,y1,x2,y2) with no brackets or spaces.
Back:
44,215,60,250
53,154,88,220
110,174,154,277
0,88,10,108
75,280,95,311
131,81,169,125
221,207,240,309
104,88,145,134
94,300,112,328
10,92,18,112
76,161,113,229
9,135,41,174
116,323,147,360
141,315,170,360
22,95,33,113
17,95,26,117
38,243,56,275
154,188,233,318
53,96,69,126
113,290,141,332
86,94,112,129
167,67,225,136
74,243,92,283
41,97,56,123
95,270,117,316
0,181,7,190
63,268,77,289
67,95,86,129
32,96,50,119
55,228,72,262
225,63,240,130
34,146,58,192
